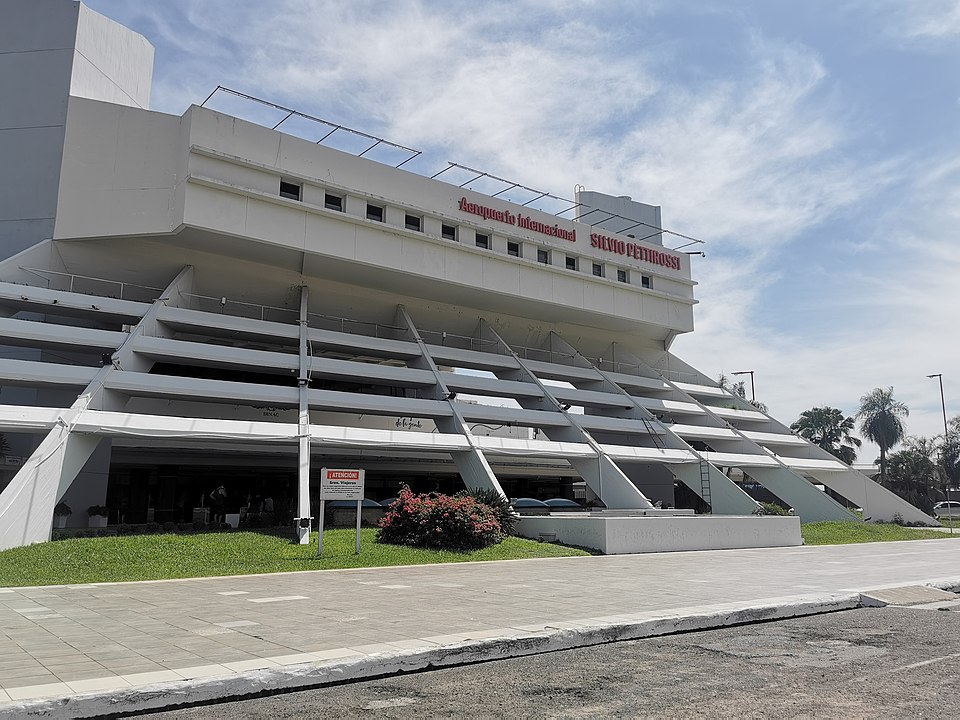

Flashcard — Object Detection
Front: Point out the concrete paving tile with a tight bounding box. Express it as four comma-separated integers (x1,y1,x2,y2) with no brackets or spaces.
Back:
65,676,132,693
215,620,259,628
5,681,72,700
383,638,439,650
0,676,60,692
0,665,54,679
49,665,116,682
222,658,279,672
119,669,182,685
419,633,473,644
99,661,165,675
267,653,318,666
307,648,365,661
171,664,232,680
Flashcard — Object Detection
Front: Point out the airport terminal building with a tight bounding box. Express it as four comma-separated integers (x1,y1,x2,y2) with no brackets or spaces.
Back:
0,1,933,551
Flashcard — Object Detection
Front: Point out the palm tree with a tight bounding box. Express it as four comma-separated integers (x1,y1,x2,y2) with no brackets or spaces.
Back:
717,374,768,413
790,406,861,465
856,387,909,484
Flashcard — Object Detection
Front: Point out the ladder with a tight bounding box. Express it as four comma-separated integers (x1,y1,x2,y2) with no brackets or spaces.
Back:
699,458,713,511
641,417,665,450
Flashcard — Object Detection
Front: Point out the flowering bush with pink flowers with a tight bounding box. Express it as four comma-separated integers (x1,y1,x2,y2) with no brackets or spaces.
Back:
377,486,504,551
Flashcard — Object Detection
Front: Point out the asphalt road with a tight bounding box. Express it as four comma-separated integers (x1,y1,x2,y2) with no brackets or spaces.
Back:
150,606,960,718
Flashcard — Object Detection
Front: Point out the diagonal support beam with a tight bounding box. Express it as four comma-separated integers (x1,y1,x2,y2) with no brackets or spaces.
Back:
614,344,856,522
396,307,507,499
549,334,760,515
0,267,195,550
479,322,652,510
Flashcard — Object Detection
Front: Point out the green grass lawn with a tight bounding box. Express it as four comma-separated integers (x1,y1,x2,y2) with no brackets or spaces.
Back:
801,521,959,545
0,529,590,587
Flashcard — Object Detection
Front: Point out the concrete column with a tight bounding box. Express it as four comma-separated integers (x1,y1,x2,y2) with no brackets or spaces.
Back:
296,286,311,544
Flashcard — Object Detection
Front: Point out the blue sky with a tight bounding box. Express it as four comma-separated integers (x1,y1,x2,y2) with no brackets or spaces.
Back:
84,0,959,460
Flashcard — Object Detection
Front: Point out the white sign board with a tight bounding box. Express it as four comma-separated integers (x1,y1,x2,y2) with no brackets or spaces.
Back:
320,468,365,501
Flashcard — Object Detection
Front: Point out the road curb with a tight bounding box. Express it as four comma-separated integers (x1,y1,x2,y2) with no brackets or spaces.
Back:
4,592,863,719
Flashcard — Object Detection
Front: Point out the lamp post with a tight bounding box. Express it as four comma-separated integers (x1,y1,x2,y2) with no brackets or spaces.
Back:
732,370,755,402
927,373,952,532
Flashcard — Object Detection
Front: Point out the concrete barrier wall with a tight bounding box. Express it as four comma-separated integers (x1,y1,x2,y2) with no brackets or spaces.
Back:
516,515,802,554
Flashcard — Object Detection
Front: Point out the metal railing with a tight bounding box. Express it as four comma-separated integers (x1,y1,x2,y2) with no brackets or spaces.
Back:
179,291,299,324
307,312,408,341
418,329,499,353
19,267,164,303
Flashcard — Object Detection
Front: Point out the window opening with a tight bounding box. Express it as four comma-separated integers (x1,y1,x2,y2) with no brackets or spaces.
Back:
279,180,302,201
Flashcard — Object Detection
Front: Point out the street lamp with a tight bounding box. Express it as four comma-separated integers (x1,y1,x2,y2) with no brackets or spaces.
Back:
927,373,952,532
732,370,755,402
927,374,948,437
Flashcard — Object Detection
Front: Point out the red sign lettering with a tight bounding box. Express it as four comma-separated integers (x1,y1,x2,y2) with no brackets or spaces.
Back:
458,197,575,242
590,233,680,270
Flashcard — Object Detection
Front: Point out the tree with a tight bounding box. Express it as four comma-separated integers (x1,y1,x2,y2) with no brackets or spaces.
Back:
886,436,938,514
940,415,960,491
856,387,908,485
717,374,768,413
790,406,861,465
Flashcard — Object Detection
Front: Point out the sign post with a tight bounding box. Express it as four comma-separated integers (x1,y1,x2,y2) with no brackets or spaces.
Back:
317,467,365,556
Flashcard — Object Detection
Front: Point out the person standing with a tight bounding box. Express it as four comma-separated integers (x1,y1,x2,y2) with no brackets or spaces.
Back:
209,485,226,523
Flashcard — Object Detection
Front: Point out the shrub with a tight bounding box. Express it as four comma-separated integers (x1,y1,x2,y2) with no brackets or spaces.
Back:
87,505,108,517
760,502,790,516
892,512,904,526
461,487,517,535
116,524,135,536
54,502,72,517
193,520,206,531
377,486,503,551
162,521,176,533
145,522,161,533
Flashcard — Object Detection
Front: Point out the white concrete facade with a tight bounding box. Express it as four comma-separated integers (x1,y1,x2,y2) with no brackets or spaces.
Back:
0,1,936,551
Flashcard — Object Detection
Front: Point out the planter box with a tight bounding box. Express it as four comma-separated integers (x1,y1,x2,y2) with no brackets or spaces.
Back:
54,516,68,529
88,515,107,528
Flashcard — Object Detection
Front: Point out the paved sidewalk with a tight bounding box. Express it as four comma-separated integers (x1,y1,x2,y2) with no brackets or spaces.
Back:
2,539,960,717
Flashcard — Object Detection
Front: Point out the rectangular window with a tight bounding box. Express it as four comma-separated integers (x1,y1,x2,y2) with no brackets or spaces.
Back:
324,193,343,212
475,233,490,249
366,204,384,222
592,263,603,277
441,224,457,241
507,241,520,257
641,275,652,289
617,268,628,283
405,214,422,231
279,180,301,201
565,256,578,271
537,249,549,264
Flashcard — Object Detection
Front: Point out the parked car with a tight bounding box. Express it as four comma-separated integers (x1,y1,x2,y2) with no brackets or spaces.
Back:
933,501,960,519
